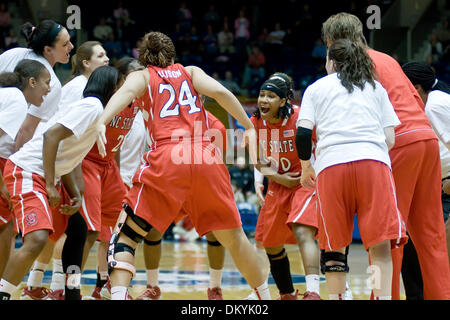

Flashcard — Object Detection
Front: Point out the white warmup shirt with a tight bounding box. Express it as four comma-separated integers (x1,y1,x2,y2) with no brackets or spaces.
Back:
10,97,103,178
425,90,450,179
298,73,401,176
0,88,29,159
58,75,88,113
120,110,146,188
0,48,62,132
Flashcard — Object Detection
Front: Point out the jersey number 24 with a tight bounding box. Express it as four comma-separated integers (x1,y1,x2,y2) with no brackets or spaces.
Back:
159,80,201,118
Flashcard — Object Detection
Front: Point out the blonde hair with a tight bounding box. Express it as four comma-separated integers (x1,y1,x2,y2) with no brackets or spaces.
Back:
322,12,367,47
138,32,176,68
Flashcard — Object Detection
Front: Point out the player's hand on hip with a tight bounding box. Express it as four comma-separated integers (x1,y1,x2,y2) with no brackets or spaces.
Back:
280,172,302,189
96,122,107,158
46,185,61,207
60,196,82,216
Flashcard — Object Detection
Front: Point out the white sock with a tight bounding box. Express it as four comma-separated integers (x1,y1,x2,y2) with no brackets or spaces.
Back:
99,271,109,281
305,274,320,294
111,286,129,300
146,269,159,287
254,281,271,300
50,259,65,291
375,296,391,300
0,279,17,295
329,293,345,300
209,268,223,289
27,262,47,288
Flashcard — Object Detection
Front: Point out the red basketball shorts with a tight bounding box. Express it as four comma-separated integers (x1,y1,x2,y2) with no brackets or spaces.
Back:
124,142,242,236
316,160,408,251
3,160,70,241
80,159,126,232
254,181,318,248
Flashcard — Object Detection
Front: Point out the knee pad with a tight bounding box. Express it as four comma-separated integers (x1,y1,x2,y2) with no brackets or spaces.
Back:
207,240,222,247
320,250,349,274
121,204,153,243
108,205,153,278
107,232,137,278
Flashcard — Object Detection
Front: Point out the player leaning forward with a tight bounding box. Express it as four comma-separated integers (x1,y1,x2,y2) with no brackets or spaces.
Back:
95,31,271,300
296,39,407,300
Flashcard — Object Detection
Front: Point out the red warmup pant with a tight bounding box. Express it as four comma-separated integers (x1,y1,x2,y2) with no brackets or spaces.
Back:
390,139,450,300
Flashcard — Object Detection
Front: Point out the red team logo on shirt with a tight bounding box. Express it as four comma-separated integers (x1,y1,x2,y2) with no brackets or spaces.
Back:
25,212,38,227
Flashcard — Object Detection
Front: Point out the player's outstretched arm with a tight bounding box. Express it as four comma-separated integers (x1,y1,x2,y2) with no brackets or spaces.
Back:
96,70,148,157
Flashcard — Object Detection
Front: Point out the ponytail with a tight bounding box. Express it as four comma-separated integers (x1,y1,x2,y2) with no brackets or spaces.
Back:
0,59,47,90
328,38,376,93
20,20,64,56
0,72,22,88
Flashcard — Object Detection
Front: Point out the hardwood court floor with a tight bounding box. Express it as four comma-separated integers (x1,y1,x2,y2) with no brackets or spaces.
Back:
14,240,405,300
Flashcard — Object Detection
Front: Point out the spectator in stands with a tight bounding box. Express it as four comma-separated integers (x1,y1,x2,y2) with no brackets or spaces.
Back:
425,32,444,64
229,156,255,193
202,24,218,56
437,17,450,48
0,3,11,31
231,181,246,204
257,27,270,52
113,0,134,26
176,2,193,33
245,189,261,213
217,23,235,55
234,8,250,58
0,2,11,50
93,17,114,43
267,22,286,70
131,39,141,59
170,23,186,49
220,70,241,95
312,38,327,60
267,22,286,47
242,46,266,92
4,28,18,50
203,4,221,31
103,32,124,63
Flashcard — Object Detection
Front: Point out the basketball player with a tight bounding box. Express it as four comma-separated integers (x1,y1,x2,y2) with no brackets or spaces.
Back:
23,41,110,301
0,60,51,283
135,110,228,301
0,66,119,300
83,58,143,301
297,38,407,300
250,72,321,300
401,61,450,300
0,20,73,149
322,12,450,300
95,31,270,300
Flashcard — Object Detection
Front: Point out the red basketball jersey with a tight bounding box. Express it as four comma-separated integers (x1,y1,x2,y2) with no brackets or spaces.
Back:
138,64,209,149
86,103,139,163
251,106,302,174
